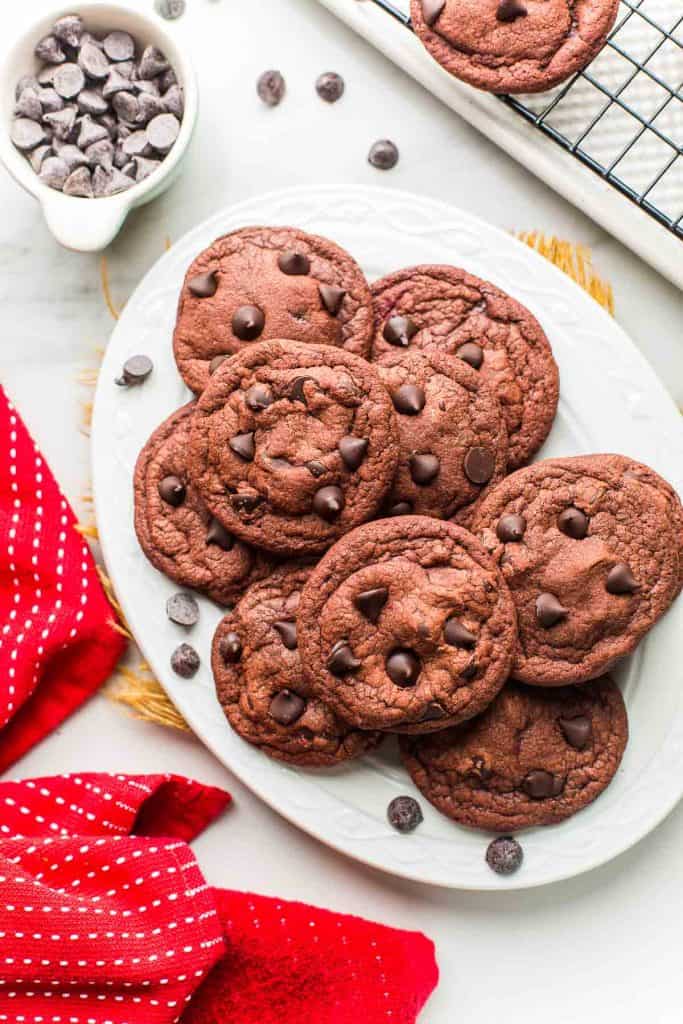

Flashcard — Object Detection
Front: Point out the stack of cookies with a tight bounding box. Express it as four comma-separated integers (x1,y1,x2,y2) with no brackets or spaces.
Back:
133,225,682,848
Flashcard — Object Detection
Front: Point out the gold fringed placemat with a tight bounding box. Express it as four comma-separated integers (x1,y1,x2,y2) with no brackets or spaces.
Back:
87,234,614,735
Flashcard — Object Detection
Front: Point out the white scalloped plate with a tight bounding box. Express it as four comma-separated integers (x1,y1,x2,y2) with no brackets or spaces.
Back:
92,185,683,890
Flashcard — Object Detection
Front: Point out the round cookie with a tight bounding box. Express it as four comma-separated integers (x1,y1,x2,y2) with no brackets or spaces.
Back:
134,404,272,606
471,455,681,686
400,677,628,831
211,563,382,767
188,340,400,556
410,0,620,95
173,226,374,393
371,265,558,468
297,516,518,733
375,347,508,522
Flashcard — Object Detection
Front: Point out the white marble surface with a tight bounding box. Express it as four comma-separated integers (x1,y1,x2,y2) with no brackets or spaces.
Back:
1,1,682,1021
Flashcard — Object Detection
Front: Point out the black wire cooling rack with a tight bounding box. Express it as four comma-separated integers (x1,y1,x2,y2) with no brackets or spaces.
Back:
365,0,683,240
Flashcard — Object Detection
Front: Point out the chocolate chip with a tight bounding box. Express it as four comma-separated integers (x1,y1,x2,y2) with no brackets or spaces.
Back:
558,507,589,539
368,139,399,170
385,500,413,517
220,631,242,663
85,139,114,171
43,106,77,142
496,513,526,543
460,659,478,680
392,384,425,416
102,70,131,99
420,703,447,723
35,35,66,64
15,87,43,120
606,563,640,595
146,112,180,152
229,432,256,462
306,460,326,478
209,355,228,376
316,71,345,103
522,770,564,799
456,342,484,370
409,453,439,485
383,315,417,348
354,587,388,623
206,518,234,550
535,593,568,628
289,376,314,404
139,45,169,80
327,640,361,676
154,0,187,19
387,795,423,833
115,354,153,386
79,41,110,81
319,284,346,316
559,715,592,750
231,492,261,513
386,649,421,688
464,447,495,485
422,0,446,26
39,156,68,191
163,84,184,118
257,70,286,107
313,485,345,522
115,93,142,126
166,592,199,627
53,15,83,48
486,836,523,876
245,383,273,411
11,118,46,151
278,251,310,275
232,305,265,341
103,31,135,62
269,690,306,726
338,436,368,471
158,475,185,507
496,0,528,21
273,620,297,650
188,271,218,298
170,643,199,679
444,617,476,648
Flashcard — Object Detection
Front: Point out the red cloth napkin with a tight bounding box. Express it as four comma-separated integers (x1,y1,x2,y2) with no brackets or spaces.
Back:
0,773,439,1023
0,386,126,772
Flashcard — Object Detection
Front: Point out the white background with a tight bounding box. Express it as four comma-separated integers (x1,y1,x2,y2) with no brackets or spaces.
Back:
1,1,683,1021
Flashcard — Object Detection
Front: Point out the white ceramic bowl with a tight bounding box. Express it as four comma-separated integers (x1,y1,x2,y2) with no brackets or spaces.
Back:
0,2,198,251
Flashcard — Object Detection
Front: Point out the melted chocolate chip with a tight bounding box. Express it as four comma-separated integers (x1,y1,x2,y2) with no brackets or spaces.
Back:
392,384,425,416
464,447,495,485
383,316,417,348
209,355,228,375
420,702,447,723
273,620,297,650
422,0,446,26
606,563,640,595
313,485,344,522
496,0,527,21
245,383,274,411
444,617,476,648
536,593,568,628
409,453,440,485
328,640,361,676
158,475,185,507
460,659,478,680
231,492,261,513
306,460,326,478
338,436,368,471
386,649,421,688
220,631,242,663
232,305,265,341
188,271,218,298
319,284,345,316
496,513,527,543
206,518,234,550
386,500,413,516
289,376,315,404
269,689,306,726
278,251,310,276
456,341,484,370
558,507,589,540
522,770,564,799
354,587,388,623
229,432,256,462
559,715,592,750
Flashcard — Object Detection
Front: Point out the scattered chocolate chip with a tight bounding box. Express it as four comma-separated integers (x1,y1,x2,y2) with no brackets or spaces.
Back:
368,139,399,170
522,770,564,799
316,71,345,103
456,341,484,369
486,836,523,876
606,563,640,595
409,453,440,485
496,513,526,543
232,305,265,341
496,0,528,21
53,14,83,48
158,475,185,507
103,31,135,62
387,795,423,833
558,507,589,539
229,432,256,462
170,643,200,679
245,383,273,411
444,617,476,648
313,485,345,522
319,284,346,316
257,69,286,107
273,620,297,650
328,640,361,676
535,592,568,628
464,447,495,485
383,315,417,348
422,0,446,26
166,591,199,627
392,384,425,416
338,436,368,471
278,251,310,275
559,715,592,750
209,355,228,375
355,587,388,623
269,689,306,726
220,631,242,663
386,649,421,688
206,518,234,550
115,354,153,386
154,0,187,19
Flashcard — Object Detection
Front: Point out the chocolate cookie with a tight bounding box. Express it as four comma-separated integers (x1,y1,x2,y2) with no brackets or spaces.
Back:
371,265,558,468
375,347,508,521
400,677,628,831
297,516,518,733
211,563,382,767
134,404,271,605
472,455,680,686
188,340,400,556
173,226,374,393
410,0,620,95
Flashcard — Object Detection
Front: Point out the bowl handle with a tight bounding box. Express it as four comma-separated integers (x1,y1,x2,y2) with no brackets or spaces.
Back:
41,193,129,252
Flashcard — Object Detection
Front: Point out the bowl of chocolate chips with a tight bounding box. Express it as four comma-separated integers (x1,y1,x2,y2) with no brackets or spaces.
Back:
0,4,197,251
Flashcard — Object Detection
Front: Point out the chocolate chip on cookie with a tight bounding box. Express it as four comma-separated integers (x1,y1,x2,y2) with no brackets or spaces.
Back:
134,403,273,606
211,563,382,767
400,678,628,831
173,226,374,393
472,455,681,686
371,264,558,469
297,516,517,733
